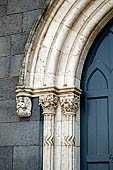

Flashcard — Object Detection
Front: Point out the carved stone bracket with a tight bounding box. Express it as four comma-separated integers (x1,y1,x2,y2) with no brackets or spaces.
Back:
60,94,80,115
39,93,58,115
16,96,32,117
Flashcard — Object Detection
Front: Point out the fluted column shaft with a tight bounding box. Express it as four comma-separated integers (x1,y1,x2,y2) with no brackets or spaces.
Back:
60,94,80,170
39,94,58,170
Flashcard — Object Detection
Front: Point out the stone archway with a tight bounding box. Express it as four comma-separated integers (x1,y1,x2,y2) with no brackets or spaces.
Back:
16,0,113,169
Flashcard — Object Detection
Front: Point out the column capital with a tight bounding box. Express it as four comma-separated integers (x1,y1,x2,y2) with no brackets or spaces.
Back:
39,93,58,115
60,94,80,115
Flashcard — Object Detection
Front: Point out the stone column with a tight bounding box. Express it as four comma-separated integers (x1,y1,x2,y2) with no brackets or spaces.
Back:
60,94,80,170
39,93,58,170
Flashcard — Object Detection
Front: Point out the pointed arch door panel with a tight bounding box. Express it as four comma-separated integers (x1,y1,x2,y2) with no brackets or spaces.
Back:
81,18,113,170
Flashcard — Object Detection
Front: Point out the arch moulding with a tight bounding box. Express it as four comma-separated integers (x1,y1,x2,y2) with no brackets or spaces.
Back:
16,0,113,170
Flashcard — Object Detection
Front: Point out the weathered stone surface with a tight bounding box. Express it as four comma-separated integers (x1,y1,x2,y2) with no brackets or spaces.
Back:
0,0,7,5
0,14,22,36
39,0,46,7
31,98,42,121
11,33,28,55
0,5,6,16
10,55,22,77
13,146,42,170
0,77,18,101
0,121,42,146
0,147,13,170
23,9,40,32
0,36,10,57
0,100,20,123
7,0,44,14
0,56,11,78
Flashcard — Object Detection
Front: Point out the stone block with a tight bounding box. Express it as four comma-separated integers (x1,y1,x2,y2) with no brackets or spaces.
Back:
0,0,7,5
0,5,6,16
10,55,22,77
31,98,42,121
23,9,40,32
7,0,43,14
0,36,10,57
0,14,22,36
0,121,42,146
0,100,20,123
0,77,18,101
0,56,11,78
0,147,13,170
11,33,28,55
39,0,46,8
13,146,42,170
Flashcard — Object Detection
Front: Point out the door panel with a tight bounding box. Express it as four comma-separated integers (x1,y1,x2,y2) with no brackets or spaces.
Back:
81,18,113,170
88,164,109,170
87,97,109,156
87,69,108,90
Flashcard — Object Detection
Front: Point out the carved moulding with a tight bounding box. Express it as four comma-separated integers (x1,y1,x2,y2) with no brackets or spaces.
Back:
64,135,75,146
44,135,54,146
16,86,81,117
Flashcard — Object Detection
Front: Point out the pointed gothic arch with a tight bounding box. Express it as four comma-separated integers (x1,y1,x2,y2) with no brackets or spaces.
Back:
16,0,113,169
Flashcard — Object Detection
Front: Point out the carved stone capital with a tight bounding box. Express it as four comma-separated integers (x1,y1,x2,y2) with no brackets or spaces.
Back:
60,94,80,115
16,96,32,117
39,93,58,115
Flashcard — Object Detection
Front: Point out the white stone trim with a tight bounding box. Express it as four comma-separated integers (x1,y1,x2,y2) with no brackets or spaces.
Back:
18,0,113,89
39,93,58,170
60,94,80,170
16,0,113,169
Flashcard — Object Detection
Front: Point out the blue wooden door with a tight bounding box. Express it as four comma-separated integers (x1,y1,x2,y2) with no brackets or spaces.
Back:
81,18,113,170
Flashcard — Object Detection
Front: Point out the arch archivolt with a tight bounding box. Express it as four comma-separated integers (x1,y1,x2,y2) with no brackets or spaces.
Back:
16,0,113,170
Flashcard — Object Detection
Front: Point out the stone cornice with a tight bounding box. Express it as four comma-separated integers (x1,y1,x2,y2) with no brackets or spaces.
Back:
16,86,81,97
16,86,81,117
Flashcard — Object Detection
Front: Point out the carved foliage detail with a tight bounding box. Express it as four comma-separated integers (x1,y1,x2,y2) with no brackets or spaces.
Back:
16,97,32,117
60,95,80,115
39,94,58,114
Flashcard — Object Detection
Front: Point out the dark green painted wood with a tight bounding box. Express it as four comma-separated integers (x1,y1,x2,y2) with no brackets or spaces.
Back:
80,18,113,170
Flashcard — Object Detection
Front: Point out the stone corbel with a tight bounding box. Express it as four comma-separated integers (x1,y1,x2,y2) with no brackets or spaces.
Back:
16,96,32,118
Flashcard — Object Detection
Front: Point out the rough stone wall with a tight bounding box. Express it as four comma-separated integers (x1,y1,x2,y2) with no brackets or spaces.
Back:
0,0,46,169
